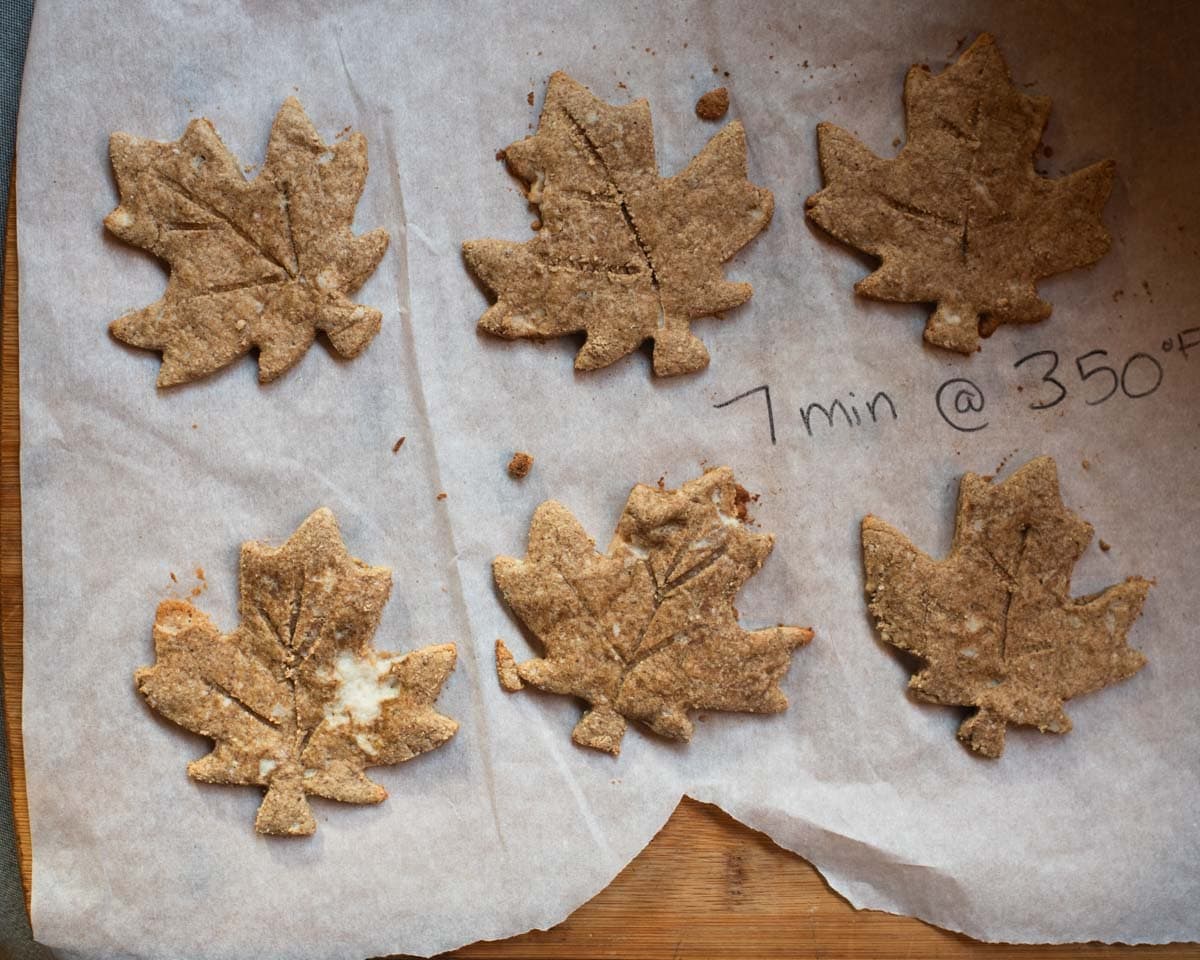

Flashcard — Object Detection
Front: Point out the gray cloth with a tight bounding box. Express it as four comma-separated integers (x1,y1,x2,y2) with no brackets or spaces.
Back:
1,3,51,958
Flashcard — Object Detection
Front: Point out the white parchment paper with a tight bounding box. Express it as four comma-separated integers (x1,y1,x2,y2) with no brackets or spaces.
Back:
17,2,1200,957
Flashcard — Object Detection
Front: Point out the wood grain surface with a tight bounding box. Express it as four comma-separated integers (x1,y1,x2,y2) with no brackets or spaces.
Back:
2,180,1195,959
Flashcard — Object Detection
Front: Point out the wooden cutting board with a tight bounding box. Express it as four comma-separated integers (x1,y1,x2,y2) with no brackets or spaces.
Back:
1,182,1192,959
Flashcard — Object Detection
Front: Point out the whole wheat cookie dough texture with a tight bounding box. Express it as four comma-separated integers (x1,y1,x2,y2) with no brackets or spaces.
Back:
805,34,1114,354
464,72,774,377
862,456,1150,758
493,468,812,755
135,509,458,836
106,98,390,386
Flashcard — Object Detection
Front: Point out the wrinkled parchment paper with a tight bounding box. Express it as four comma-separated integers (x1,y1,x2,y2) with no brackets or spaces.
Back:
17,2,1200,957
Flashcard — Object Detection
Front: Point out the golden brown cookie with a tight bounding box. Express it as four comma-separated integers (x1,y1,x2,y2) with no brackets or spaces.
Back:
806,34,1114,353
135,509,457,835
493,468,812,755
106,98,389,385
863,456,1150,757
465,72,774,376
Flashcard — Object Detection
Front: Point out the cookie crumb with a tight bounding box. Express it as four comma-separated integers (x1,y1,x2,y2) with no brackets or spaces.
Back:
1099,539,1111,551
892,136,902,149
169,571,177,583
393,436,406,453
733,483,757,522
494,148,507,162
507,451,534,479
527,91,535,106
695,86,730,121
436,492,447,501
495,640,523,691
1082,458,1090,470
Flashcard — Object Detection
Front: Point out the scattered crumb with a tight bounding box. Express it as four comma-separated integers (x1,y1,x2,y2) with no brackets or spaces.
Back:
527,91,534,106
1082,459,1090,470
657,474,667,490
169,571,177,583
393,436,406,453
191,423,198,430
733,483,757,523
494,148,507,162
892,136,901,149
436,492,447,501
1099,539,1111,552
507,451,534,479
695,86,729,121
195,566,205,581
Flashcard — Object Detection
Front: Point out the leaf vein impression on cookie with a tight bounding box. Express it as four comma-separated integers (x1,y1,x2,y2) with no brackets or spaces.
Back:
135,509,457,835
493,468,812,754
106,98,390,386
805,34,1115,353
862,456,1149,758
464,72,774,376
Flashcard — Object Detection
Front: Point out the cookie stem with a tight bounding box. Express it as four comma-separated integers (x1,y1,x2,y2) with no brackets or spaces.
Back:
255,769,317,836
